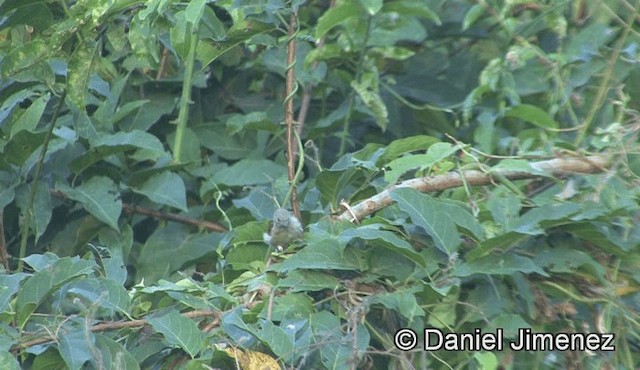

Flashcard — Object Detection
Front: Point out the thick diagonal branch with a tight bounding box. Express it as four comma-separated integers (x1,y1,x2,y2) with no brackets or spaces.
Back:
337,155,610,222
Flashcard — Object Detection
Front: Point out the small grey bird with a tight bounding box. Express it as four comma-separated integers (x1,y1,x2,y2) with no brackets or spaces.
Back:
263,208,303,248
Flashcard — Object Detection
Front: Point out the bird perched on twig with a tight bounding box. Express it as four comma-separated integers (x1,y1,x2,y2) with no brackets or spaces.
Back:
263,208,303,249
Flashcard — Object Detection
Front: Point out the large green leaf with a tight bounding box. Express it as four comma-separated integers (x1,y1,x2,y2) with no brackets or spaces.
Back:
57,176,122,230
272,239,364,273
70,130,165,173
455,254,548,277
339,224,426,267
197,19,276,69
147,309,205,358
15,257,95,327
131,171,188,212
58,324,95,370
0,274,27,313
376,135,439,166
137,224,223,282
94,335,141,370
315,2,363,39
384,142,459,184
278,270,340,292
212,159,287,186
66,277,132,316
10,93,50,137
68,40,98,109
504,104,559,129
391,188,482,255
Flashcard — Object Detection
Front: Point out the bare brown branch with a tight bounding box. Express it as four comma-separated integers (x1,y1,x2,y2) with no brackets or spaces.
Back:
285,12,300,217
336,154,611,222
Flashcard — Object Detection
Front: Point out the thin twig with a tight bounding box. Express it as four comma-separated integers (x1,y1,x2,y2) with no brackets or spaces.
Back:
50,190,227,232
13,310,219,351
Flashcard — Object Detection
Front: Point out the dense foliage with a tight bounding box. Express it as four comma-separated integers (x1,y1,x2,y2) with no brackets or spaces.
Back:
1,0,639,369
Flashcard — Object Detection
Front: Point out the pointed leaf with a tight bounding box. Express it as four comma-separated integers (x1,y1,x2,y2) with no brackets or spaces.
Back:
147,310,205,358
391,188,468,255
132,171,188,212
57,176,122,230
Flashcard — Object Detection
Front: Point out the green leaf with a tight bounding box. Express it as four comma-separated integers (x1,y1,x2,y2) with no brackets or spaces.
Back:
310,311,369,369
58,325,95,370
94,335,141,370
0,2,52,32
377,135,439,166
212,159,287,186
0,274,27,313
0,39,50,78
15,181,52,243
351,71,388,130
566,23,614,63
382,0,441,25
462,4,485,31
170,11,192,60
487,192,521,232
359,0,382,15
68,40,99,109
474,352,498,370
31,182,52,243
278,270,340,292
315,2,363,39
266,293,315,322
3,130,46,166
0,352,20,370
392,189,458,255
534,246,605,279
256,320,294,359
504,104,559,129
427,288,459,328
132,171,188,212
492,159,544,174
31,349,66,370
273,239,363,273
71,130,165,173
384,142,459,183
185,0,206,27
197,20,276,69
148,310,205,358
98,225,133,284
15,257,95,328
66,278,131,315
339,225,426,266
369,290,424,323
512,203,580,235
466,232,528,260
10,93,50,137
455,254,547,277
137,224,223,282
57,176,122,230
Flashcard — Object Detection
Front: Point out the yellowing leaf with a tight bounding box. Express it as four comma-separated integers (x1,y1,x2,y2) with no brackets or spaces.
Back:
222,347,281,370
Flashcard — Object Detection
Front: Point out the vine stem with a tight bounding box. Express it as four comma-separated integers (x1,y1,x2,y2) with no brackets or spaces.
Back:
284,11,300,216
17,90,67,273
173,24,199,163
573,3,637,145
